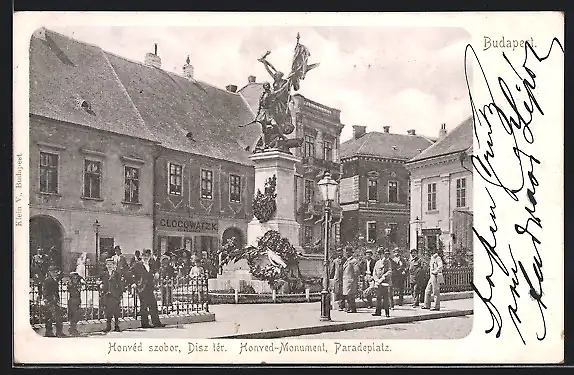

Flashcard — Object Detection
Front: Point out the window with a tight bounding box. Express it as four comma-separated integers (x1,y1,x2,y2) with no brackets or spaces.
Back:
427,182,437,211
168,163,182,196
229,174,241,203
367,178,378,201
367,222,377,243
304,179,315,203
388,181,398,203
39,152,58,193
323,140,333,161
303,226,313,245
124,166,140,203
201,169,213,199
388,223,398,245
83,160,102,198
304,135,315,158
456,178,467,207
99,237,114,260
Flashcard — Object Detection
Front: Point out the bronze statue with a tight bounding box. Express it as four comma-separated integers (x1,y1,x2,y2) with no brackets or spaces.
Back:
240,34,319,153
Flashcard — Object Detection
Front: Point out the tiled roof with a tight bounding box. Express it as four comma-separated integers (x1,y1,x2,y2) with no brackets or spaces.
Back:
407,116,473,163
237,82,265,149
29,29,157,143
340,131,434,161
30,28,256,166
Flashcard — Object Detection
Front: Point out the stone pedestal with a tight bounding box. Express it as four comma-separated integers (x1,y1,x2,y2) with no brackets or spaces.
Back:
209,150,302,294
247,150,302,251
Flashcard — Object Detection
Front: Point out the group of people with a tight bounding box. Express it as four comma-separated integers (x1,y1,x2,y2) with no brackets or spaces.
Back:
32,245,207,337
330,246,445,318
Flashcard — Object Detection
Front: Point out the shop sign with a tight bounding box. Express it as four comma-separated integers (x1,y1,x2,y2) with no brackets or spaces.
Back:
157,217,218,233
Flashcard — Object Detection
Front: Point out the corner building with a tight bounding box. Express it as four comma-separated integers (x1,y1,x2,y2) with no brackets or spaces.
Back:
339,125,434,250
29,28,158,271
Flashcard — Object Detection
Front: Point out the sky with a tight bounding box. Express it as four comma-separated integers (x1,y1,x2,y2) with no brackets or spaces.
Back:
48,25,472,142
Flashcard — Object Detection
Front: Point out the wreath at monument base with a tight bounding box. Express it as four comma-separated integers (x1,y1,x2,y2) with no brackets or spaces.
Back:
219,230,299,291
252,175,277,223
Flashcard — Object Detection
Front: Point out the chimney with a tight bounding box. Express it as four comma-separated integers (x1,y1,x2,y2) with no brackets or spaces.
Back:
407,129,416,135
144,43,162,69
183,55,194,80
248,75,256,83
225,84,238,93
383,126,390,133
439,123,447,139
352,125,367,139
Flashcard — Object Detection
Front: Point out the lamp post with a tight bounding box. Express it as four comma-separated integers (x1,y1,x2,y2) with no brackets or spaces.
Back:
412,216,423,251
317,170,338,321
93,219,101,272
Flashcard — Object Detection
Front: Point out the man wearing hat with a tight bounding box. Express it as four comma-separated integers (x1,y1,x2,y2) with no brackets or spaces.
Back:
100,258,123,332
408,249,424,307
43,265,65,337
132,249,165,328
329,248,346,311
67,270,83,336
390,247,407,307
342,246,360,313
371,248,393,317
359,249,376,308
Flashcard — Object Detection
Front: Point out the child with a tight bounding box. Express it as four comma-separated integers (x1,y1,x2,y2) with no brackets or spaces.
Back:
100,258,123,332
67,271,83,336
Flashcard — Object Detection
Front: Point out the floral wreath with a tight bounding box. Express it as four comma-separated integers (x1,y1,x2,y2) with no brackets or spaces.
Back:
252,175,277,223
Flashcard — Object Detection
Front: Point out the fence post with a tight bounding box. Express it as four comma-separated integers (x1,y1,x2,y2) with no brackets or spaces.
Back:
272,289,277,303
234,289,239,304
305,288,310,302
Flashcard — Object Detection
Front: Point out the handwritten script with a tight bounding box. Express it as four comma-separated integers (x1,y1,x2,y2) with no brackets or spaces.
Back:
465,38,563,345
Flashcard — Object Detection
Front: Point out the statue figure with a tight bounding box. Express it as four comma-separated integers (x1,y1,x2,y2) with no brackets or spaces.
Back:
239,33,318,153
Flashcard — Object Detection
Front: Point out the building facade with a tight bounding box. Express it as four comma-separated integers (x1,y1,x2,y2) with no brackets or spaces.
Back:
106,45,256,272
405,117,474,264
238,79,344,255
29,28,159,272
29,28,258,275
339,125,434,251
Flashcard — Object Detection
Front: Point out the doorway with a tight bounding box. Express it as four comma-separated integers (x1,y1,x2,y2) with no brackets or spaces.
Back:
29,215,64,269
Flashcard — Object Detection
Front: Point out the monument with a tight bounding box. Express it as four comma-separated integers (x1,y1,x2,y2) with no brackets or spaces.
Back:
210,34,320,293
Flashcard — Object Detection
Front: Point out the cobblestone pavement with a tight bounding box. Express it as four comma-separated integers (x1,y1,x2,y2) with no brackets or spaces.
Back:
293,315,474,339
85,298,473,339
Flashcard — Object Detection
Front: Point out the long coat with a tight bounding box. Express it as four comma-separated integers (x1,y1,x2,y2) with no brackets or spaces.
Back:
329,257,344,296
373,258,393,287
409,256,424,284
132,261,157,295
342,256,360,296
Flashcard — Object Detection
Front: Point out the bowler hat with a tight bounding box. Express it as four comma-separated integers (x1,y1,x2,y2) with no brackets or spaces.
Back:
384,249,391,254
365,249,373,254
105,258,115,264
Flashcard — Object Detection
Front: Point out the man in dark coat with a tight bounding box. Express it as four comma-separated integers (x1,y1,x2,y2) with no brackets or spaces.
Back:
131,249,165,328
408,248,424,307
101,258,123,332
359,249,376,307
43,265,65,337
390,247,407,307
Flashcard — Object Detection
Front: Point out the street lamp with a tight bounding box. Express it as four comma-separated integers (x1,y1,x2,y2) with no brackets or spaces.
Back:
412,216,423,252
317,170,338,321
93,219,101,272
